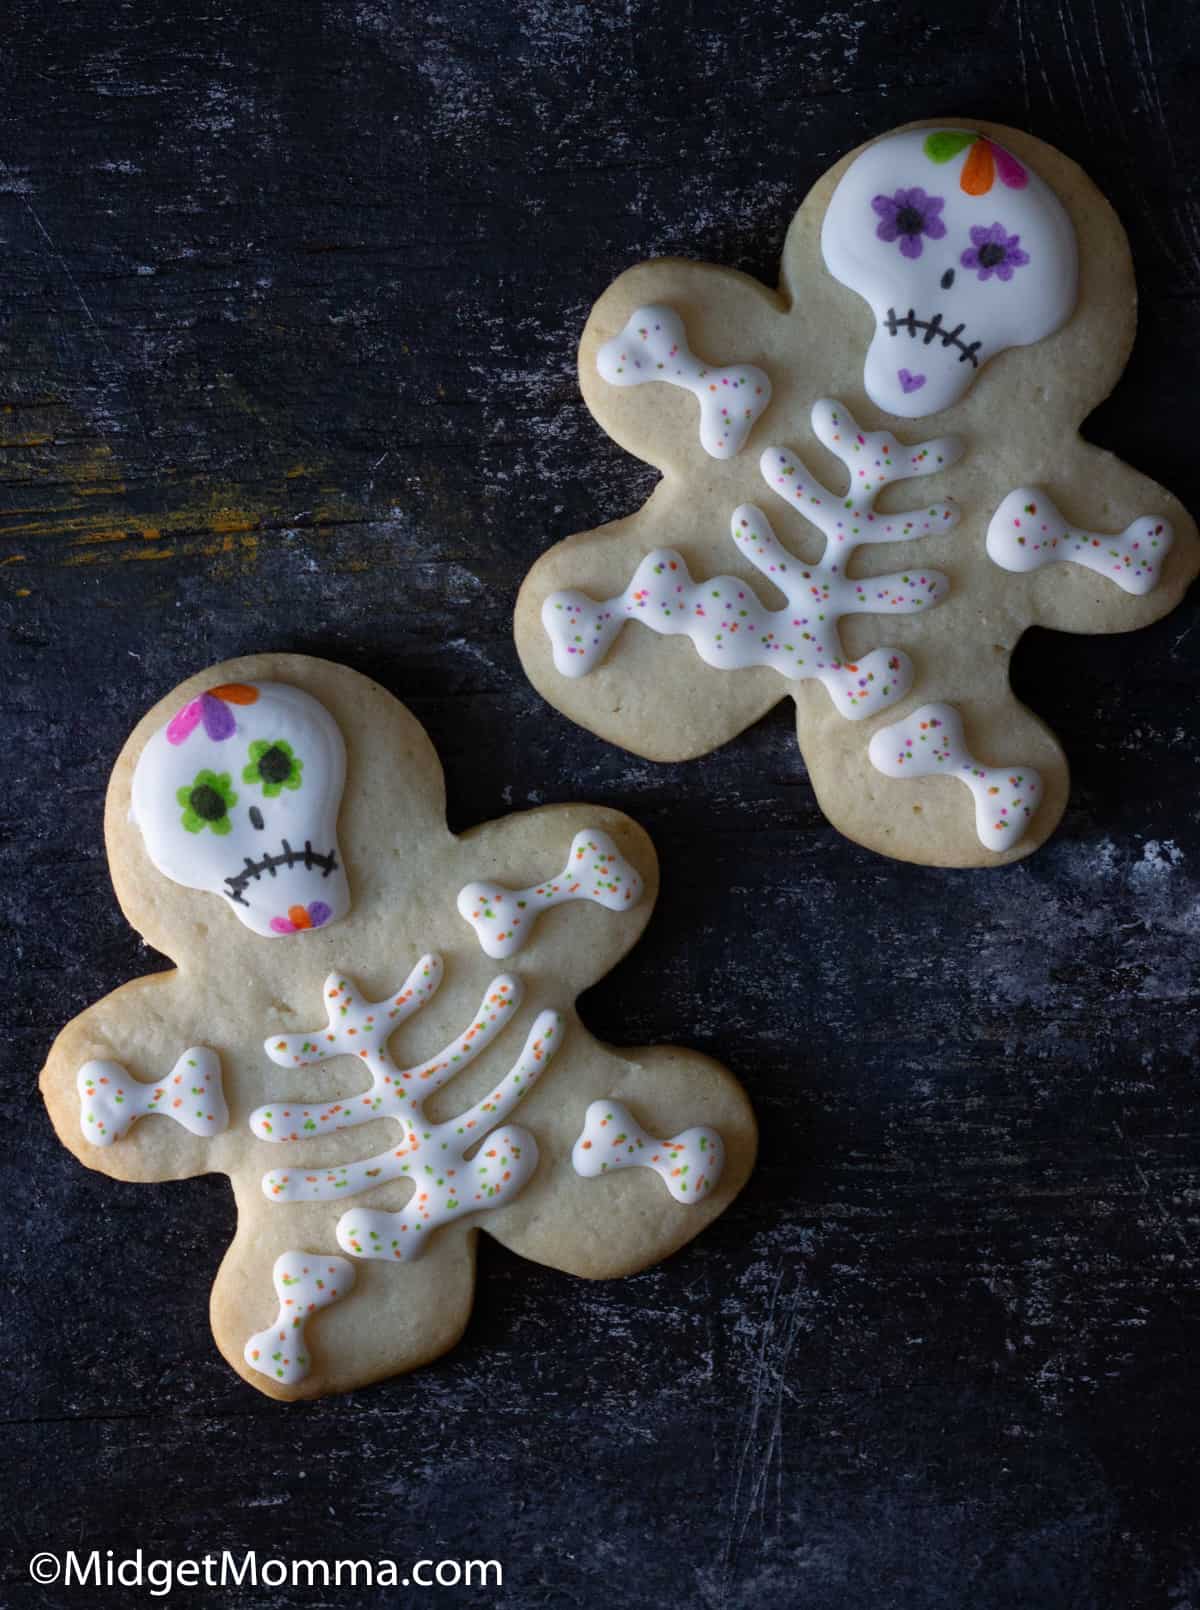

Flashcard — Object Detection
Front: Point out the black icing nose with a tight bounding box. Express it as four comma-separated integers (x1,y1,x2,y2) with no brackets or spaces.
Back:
940,268,955,290
249,806,265,831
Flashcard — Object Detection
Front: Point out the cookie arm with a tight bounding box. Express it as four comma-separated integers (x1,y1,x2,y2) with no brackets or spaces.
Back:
454,803,659,987
579,260,787,476
799,675,1070,868
515,492,788,763
40,970,231,1184
478,1040,757,1281
990,449,1200,637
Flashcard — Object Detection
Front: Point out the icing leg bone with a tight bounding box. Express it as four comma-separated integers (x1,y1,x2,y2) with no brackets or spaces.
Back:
868,703,1043,852
244,1251,355,1386
987,488,1173,595
254,959,563,1261
77,1048,227,1147
572,1099,724,1203
542,398,960,720
457,828,644,959
596,304,771,459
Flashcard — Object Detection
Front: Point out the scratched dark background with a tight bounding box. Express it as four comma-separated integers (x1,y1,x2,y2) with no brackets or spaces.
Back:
4,2,1200,1607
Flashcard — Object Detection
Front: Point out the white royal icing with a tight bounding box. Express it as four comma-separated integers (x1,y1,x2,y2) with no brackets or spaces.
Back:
571,1099,724,1203
130,681,349,939
543,398,959,719
822,128,1077,418
255,961,562,1261
77,1047,227,1147
244,1251,355,1386
987,488,1172,595
868,703,1043,851
457,828,644,959
596,304,771,458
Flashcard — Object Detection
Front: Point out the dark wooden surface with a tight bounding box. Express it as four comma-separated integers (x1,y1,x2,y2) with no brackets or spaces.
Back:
5,3,1200,1606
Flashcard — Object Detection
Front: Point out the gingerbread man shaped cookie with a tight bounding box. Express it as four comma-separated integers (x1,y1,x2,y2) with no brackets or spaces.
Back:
40,655,755,1400
516,120,1199,866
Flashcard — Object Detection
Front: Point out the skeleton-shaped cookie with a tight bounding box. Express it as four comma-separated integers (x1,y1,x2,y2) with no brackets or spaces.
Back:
40,655,755,1399
515,120,1198,866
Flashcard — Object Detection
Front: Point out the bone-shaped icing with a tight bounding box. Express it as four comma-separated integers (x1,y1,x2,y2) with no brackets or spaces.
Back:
596,303,771,459
76,1047,227,1147
868,702,1043,852
335,1111,539,1262
243,1251,355,1386
255,961,563,1260
986,488,1173,596
542,398,960,720
571,1099,724,1203
456,828,644,959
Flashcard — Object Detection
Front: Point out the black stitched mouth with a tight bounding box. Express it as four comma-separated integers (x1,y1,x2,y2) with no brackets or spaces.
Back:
883,306,981,368
223,839,339,906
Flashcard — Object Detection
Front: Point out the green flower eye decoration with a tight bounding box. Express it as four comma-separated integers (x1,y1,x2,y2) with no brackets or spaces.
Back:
243,738,303,798
177,770,237,835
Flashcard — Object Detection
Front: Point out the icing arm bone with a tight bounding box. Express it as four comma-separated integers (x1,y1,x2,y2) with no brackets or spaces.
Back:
457,828,644,959
597,304,771,459
244,1252,355,1386
77,1048,227,1147
868,703,1043,852
543,398,960,720
572,1099,724,1203
987,488,1173,595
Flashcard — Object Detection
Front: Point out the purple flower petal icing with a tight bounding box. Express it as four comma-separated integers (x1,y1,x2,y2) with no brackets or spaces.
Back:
200,693,237,741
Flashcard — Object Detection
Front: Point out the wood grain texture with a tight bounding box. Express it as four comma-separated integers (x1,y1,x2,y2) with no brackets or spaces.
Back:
3,1,1199,1605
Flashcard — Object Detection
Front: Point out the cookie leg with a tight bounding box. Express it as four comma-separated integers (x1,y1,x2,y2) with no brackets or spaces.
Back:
211,1204,478,1401
482,1044,757,1281
798,680,1070,868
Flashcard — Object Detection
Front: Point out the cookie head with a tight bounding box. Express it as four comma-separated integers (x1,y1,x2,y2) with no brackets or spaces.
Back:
130,681,350,937
821,127,1077,418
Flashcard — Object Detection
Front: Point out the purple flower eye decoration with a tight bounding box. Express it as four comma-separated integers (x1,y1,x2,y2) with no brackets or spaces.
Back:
960,221,1029,282
871,187,947,260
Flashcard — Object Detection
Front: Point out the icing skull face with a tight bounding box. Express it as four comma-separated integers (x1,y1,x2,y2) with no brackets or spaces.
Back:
131,682,350,938
821,128,1078,418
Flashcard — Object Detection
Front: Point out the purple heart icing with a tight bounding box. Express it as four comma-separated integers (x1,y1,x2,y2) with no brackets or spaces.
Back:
898,369,926,395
